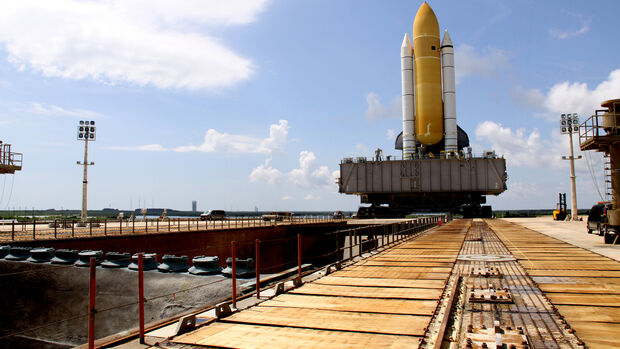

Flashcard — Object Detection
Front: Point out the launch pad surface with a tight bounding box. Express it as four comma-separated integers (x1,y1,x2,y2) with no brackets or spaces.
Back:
147,219,619,349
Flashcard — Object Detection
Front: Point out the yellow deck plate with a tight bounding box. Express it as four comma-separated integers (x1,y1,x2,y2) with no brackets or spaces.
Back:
538,283,620,294
518,262,620,271
290,283,442,300
544,293,620,307
314,276,446,289
526,269,620,277
369,255,456,262
565,321,620,349
334,269,449,280
260,294,437,315
556,305,620,323
174,323,421,348
224,306,431,336
349,265,453,273
358,260,453,267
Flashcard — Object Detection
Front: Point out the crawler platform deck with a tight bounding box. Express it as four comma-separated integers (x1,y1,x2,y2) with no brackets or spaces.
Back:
161,219,619,349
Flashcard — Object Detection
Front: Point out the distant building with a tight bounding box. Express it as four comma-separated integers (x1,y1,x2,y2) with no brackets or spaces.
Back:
192,200,197,213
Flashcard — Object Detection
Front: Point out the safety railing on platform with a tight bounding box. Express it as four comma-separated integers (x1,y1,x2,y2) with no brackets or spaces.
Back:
0,215,447,347
0,216,346,242
579,108,619,147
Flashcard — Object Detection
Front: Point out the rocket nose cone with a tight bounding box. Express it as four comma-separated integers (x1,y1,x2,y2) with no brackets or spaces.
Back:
413,2,439,36
401,33,412,49
441,30,453,47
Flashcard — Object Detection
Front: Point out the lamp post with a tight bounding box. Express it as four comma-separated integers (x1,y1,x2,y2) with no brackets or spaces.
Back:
77,120,96,224
561,113,581,220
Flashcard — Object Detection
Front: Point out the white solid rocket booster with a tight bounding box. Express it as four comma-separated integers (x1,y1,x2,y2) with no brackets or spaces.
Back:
441,30,457,154
401,33,416,159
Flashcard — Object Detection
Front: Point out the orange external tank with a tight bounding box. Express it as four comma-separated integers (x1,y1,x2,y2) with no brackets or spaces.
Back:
413,2,443,145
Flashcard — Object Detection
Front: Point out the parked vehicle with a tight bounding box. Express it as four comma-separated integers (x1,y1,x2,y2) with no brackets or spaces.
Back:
587,202,610,236
262,212,293,221
200,210,226,221
332,210,344,219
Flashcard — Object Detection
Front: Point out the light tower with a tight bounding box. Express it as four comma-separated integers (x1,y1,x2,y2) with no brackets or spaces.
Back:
560,113,581,220
77,120,96,224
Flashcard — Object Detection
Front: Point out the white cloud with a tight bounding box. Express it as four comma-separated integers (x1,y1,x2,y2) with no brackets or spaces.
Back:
27,102,102,119
0,0,269,90
514,69,620,120
281,196,292,201
304,194,319,200
386,129,396,141
550,12,589,39
364,93,401,121
109,120,289,154
455,44,510,83
249,158,282,185
249,164,282,185
475,120,600,174
288,151,335,188
500,181,545,201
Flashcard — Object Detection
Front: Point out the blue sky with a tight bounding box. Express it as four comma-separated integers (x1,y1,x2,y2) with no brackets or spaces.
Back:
0,0,619,212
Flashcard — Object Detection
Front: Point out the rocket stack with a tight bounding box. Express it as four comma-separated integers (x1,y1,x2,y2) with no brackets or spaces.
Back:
401,2,458,158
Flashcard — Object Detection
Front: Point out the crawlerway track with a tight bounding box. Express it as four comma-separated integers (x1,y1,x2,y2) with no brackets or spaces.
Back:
157,219,619,349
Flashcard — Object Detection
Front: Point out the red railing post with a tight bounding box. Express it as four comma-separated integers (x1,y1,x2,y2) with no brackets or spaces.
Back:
88,257,96,349
11,220,15,241
54,219,57,238
297,234,302,279
232,241,237,308
138,253,145,343
255,239,261,299
104,219,107,236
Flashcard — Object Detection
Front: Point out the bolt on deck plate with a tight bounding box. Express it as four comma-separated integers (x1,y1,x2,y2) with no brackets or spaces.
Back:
464,322,529,349
469,287,513,303
471,266,502,278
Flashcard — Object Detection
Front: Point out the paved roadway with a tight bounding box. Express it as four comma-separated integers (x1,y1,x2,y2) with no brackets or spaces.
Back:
504,216,620,261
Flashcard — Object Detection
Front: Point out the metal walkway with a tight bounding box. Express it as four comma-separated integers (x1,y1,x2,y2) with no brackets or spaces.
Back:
160,219,620,349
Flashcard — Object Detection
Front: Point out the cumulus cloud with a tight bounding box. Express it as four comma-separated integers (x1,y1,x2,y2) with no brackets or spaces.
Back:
364,93,401,121
455,44,510,83
513,69,620,120
0,0,269,90
304,194,319,200
549,12,589,39
288,151,335,188
109,120,289,154
28,102,102,119
175,120,289,154
475,120,600,173
249,163,282,185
